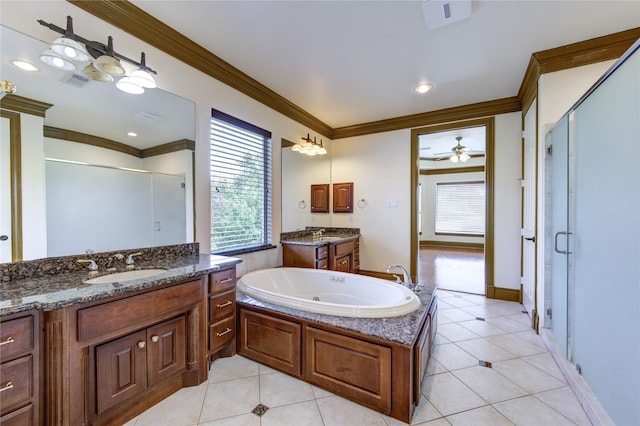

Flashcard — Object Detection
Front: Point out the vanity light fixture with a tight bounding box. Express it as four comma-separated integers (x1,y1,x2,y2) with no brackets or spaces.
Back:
414,82,433,94
10,59,39,72
37,16,158,95
292,133,327,156
0,80,17,99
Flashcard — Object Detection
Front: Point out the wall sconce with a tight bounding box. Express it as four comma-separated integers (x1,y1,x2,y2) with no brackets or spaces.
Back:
291,133,327,156
37,16,157,95
0,80,17,99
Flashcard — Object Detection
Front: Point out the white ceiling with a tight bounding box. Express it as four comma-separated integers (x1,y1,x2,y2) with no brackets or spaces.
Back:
130,0,640,128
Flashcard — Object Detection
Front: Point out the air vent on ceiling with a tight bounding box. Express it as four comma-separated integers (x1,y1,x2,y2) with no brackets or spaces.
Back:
422,0,471,30
60,73,90,88
133,110,163,121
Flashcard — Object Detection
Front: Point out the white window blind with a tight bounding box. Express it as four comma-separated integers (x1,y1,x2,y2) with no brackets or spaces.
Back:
210,110,272,254
435,181,485,235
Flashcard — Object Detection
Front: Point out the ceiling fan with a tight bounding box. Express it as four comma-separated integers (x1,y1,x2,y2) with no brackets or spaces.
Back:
432,136,473,163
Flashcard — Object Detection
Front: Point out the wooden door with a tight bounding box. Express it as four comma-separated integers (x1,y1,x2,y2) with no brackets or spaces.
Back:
147,316,186,386
96,330,147,414
333,182,353,213
310,184,329,213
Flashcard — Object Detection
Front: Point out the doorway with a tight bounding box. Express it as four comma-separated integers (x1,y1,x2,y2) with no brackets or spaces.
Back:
410,118,495,295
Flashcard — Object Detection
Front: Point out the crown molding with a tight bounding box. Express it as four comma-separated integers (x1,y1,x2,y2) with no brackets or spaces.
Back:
140,139,195,158
420,166,485,175
68,0,333,138
0,94,53,117
45,126,142,157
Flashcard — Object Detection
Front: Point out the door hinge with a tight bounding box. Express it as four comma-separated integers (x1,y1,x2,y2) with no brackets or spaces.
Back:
546,145,553,156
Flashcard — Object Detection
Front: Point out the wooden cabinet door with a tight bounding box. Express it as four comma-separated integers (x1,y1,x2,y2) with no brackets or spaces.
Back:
147,316,186,386
310,184,329,213
333,182,353,213
96,330,147,414
333,254,352,272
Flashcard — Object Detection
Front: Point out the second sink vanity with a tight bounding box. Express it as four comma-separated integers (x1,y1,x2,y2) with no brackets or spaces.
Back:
281,228,360,273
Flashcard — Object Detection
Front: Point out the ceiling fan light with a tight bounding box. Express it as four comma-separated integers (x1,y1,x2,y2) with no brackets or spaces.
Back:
51,36,89,61
39,49,76,71
116,76,145,94
459,153,470,162
129,68,156,89
450,154,459,163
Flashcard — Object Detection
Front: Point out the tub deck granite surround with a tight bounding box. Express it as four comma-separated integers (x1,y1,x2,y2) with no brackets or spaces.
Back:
236,276,437,423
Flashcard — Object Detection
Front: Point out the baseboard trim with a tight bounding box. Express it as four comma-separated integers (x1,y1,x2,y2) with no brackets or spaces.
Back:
420,240,484,249
540,329,615,426
486,285,521,302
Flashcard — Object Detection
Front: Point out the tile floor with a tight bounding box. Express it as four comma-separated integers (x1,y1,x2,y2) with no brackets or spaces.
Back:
123,290,591,425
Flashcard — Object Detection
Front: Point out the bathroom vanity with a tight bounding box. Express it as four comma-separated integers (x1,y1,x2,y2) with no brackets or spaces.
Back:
281,228,360,273
0,244,240,426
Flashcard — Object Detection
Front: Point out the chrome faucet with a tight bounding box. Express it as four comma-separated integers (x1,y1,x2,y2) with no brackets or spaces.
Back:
386,264,421,292
106,253,124,271
125,252,143,268
77,259,98,275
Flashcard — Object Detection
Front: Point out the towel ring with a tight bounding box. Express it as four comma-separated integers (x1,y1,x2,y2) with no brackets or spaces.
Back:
357,198,367,209
298,200,307,209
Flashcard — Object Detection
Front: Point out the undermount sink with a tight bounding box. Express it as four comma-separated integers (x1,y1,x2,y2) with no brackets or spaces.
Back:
83,269,168,284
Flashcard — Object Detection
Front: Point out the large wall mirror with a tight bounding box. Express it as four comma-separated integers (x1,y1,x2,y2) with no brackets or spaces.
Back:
0,25,195,261
281,138,331,232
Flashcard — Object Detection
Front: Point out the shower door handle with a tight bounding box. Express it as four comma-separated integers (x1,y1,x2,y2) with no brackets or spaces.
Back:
554,231,572,254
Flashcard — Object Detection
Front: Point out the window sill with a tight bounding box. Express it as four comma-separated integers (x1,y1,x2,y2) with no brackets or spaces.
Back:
212,244,277,257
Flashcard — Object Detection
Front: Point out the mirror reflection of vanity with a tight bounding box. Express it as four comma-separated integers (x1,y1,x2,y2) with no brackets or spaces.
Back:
0,25,195,261
281,138,332,232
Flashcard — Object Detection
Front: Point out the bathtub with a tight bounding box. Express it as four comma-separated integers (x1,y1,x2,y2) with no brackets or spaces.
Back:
237,267,421,318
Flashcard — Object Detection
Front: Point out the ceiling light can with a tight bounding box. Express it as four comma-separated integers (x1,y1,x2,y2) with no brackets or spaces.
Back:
414,83,433,94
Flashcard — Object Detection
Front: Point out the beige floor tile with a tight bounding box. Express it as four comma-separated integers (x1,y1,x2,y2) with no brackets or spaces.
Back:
457,319,508,337
512,329,546,348
315,395,387,426
439,308,477,322
122,417,138,425
135,381,207,426
440,296,477,308
520,352,566,382
446,405,514,426
491,358,566,394
437,299,455,309
484,315,532,333
486,333,547,357
209,355,260,383
414,418,452,426
535,386,592,425
198,413,261,426
421,372,486,416
458,304,505,319
431,343,479,371
432,333,450,346
260,400,324,426
259,371,316,407
425,357,448,376
493,395,575,426
385,395,442,425
199,376,260,423
437,323,480,342
311,385,334,399
437,314,454,325
259,363,278,375
451,366,528,404
455,338,518,362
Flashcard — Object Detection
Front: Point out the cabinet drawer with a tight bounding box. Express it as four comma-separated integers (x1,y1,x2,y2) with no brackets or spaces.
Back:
210,289,236,322
209,316,235,353
77,280,203,343
0,316,33,362
0,403,33,425
316,258,328,270
210,268,236,293
333,240,355,257
0,355,33,409
315,245,328,260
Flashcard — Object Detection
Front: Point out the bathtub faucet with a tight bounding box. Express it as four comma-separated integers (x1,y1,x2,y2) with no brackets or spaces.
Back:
386,264,420,292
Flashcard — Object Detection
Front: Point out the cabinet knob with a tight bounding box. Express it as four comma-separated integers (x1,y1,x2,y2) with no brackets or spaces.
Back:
151,335,159,343
137,341,146,349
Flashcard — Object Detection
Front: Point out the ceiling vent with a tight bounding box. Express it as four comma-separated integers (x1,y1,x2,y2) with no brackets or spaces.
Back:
60,72,90,88
422,0,472,30
133,110,163,121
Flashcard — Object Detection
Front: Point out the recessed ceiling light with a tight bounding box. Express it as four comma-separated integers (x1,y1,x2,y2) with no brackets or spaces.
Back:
10,59,39,72
127,132,137,137
414,83,433,94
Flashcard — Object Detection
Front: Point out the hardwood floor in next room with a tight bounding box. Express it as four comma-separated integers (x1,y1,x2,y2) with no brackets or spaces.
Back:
418,246,485,295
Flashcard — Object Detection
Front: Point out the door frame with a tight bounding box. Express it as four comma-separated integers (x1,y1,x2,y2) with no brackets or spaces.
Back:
0,109,22,261
410,117,495,296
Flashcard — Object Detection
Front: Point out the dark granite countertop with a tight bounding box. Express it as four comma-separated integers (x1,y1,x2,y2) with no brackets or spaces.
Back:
237,290,435,346
280,234,360,246
0,254,241,316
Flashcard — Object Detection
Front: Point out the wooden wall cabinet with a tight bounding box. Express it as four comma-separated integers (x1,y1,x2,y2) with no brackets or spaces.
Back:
310,184,329,213
333,182,354,213
0,310,41,425
209,267,237,360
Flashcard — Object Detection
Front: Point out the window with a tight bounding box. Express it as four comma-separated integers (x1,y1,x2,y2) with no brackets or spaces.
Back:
210,109,272,254
435,181,485,236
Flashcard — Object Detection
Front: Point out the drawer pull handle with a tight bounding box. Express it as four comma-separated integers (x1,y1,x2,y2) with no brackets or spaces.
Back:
137,341,146,349
151,335,159,343
216,300,233,308
216,328,232,337
0,382,14,392
0,336,15,346
217,277,234,284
